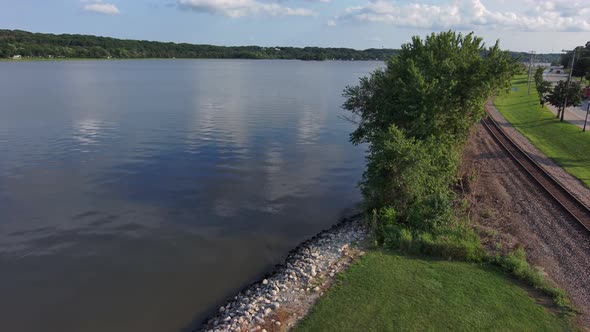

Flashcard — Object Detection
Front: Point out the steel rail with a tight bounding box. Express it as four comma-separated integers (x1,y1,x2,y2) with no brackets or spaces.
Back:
481,113,590,233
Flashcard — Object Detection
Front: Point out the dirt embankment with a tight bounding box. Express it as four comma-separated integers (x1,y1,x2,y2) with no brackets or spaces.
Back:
461,121,590,328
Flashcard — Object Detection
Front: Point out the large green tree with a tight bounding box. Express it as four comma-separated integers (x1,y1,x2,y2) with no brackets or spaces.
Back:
534,66,545,87
533,66,552,107
344,32,516,145
343,31,517,230
536,80,553,107
547,80,584,121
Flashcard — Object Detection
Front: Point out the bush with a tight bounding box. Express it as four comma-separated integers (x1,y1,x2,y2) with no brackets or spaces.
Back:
361,125,459,222
407,192,454,231
378,218,485,262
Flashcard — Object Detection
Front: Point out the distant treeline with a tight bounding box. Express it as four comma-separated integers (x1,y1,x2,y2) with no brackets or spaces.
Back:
510,51,562,65
0,29,564,63
0,29,397,61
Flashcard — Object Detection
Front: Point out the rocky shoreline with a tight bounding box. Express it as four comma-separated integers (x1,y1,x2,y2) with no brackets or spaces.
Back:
201,215,368,332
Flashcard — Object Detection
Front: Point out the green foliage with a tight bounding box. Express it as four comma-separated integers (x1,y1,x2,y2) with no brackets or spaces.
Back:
547,80,585,117
361,125,459,218
560,42,590,78
533,66,553,107
510,51,562,65
534,66,545,87
382,223,484,262
344,31,517,143
536,80,553,106
0,29,397,60
341,34,576,317
345,31,517,235
339,33,575,323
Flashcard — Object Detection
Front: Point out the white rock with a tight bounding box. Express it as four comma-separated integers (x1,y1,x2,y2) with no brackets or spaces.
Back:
310,265,317,277
262,279,268,285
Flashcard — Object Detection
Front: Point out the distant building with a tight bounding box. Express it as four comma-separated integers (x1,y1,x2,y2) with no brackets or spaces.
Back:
12,55,21,59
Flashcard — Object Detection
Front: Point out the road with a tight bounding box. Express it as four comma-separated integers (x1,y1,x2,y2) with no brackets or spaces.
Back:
546,99,590,130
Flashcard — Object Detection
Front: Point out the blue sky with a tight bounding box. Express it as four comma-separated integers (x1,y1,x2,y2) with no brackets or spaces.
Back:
2,0,589,52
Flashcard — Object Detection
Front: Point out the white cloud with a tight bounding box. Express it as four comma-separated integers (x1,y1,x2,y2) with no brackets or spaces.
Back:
327,19,336,26
82,1,120,15
177,0,316,17
337,0,590,31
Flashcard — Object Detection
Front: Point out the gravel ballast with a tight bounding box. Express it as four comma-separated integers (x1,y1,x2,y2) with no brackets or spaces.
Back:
486,101,590,208
200,217,367,332
464,116,590,326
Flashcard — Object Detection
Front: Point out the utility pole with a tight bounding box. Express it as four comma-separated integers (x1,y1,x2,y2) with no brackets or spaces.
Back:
561,48,576,122
584,102,590,132
527,51,535,95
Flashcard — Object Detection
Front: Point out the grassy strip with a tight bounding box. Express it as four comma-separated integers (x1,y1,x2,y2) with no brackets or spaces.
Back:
295,251,573,332
375,221,576,314
494,74,590,188
490,248,573,311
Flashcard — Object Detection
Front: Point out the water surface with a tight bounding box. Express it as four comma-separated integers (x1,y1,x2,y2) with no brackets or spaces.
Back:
0,59,381,332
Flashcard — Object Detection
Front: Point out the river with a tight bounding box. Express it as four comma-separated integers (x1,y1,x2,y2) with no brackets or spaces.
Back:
0,59,381,331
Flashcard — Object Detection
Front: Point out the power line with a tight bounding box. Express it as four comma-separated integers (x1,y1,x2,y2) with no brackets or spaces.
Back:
561,48,577,122
527,51,536,95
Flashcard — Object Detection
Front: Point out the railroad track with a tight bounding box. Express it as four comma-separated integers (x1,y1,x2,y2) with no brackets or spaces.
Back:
481,114,590,233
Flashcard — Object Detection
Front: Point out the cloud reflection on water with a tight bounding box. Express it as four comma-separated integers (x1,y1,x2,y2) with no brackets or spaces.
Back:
0,59,382,332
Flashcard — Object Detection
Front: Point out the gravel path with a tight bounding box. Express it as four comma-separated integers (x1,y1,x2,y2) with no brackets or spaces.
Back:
464,120,590,327
200,217,367,332
486,101,590,208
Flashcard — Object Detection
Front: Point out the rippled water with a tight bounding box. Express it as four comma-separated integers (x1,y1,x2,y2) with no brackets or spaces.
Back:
0,59,381,332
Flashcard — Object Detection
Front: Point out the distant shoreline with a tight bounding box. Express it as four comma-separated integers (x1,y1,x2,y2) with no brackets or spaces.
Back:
0,57,384,63
1,29,397,62
1,29,563,64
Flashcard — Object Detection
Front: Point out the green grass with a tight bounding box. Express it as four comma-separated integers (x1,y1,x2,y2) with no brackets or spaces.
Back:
494,75,590,187
295,251,573,332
